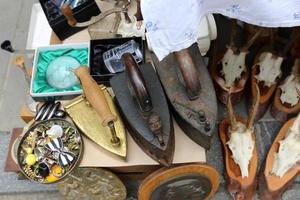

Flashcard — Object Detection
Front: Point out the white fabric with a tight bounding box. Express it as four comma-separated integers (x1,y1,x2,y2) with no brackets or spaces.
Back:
141,0,300,60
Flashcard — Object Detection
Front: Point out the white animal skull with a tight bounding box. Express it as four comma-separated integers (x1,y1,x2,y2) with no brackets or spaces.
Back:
227,122,255,178
271,114,300,177
221,47,247,87
279,74,300,106
255,52,283,87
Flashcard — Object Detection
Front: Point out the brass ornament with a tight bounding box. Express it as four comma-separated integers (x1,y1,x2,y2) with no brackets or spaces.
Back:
64,85,126,159
17,118,82,184
57,168,127,200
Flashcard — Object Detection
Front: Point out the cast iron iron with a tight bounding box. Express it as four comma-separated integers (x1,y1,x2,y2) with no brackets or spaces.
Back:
151,44,217,149
110,53,174,166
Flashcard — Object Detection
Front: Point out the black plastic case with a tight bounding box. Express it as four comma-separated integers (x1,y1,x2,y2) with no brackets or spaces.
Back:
89,37,145,86
39,0,101,40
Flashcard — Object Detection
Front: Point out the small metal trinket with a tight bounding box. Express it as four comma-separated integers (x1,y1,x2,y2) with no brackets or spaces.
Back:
17,118,82,184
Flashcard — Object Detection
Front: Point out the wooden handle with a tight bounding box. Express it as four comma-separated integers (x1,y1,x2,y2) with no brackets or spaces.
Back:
135,0,143,21
75,66,117,126
174,48,201,100
61,4,77,27
12,56,25,68
122,53,152,112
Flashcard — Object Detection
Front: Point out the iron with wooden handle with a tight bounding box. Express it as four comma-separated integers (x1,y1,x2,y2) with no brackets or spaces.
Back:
75,66,120,146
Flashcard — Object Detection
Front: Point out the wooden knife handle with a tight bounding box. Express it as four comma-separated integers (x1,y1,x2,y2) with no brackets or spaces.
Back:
75,66,117,126
174,48,201,100
61,4,77,27
122,53,152,112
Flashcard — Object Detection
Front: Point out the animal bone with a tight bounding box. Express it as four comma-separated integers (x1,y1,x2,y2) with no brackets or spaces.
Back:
227,122,255,178
271,113,300,177
255,52,283,87
226,85,259,178
279,75,300,106
221,47,247,87
279,59,300,106
221,28,262,88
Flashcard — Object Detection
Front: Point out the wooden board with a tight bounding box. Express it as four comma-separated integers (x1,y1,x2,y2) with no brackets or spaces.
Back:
260,118,300,200
138,163,220,200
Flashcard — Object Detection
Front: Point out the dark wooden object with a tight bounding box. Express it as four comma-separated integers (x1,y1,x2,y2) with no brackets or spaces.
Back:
219,118,258,200
259,118,300,200
138,163,220,200
151,44,217,150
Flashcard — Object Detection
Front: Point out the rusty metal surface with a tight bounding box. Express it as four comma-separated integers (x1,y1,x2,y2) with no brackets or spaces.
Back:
110,62,174,166
151,44,217,149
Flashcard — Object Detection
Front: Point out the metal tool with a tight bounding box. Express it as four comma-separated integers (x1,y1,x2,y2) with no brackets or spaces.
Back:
151,44,217,149
69,66,126,158
61,1,130,27
1,40,35,54
12,56,31,87
60,1,145,39
11,55,38,113
110,53,174,166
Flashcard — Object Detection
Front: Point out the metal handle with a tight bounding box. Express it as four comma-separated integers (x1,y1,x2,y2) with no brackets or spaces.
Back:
174,48,201,100
122,53,152,112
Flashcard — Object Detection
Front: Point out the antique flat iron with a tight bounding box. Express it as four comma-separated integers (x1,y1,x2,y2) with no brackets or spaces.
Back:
64,66,126,159
151,44,217,149
219,85,260,200
210,21,261,104
110,53,174,166
259,113,300,200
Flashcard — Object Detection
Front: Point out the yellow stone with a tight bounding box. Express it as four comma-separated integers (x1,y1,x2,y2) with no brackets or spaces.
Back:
25,154,36,166
52,165,63,177
45,174,59,183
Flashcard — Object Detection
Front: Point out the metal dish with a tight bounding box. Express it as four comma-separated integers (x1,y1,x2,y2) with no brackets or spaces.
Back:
17,118,83,184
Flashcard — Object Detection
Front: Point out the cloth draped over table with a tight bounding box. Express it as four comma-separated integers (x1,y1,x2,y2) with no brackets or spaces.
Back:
33,48,88,93
141,0,300,61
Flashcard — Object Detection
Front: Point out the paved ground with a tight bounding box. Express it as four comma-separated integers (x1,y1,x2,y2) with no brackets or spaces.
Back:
0,1,299,199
